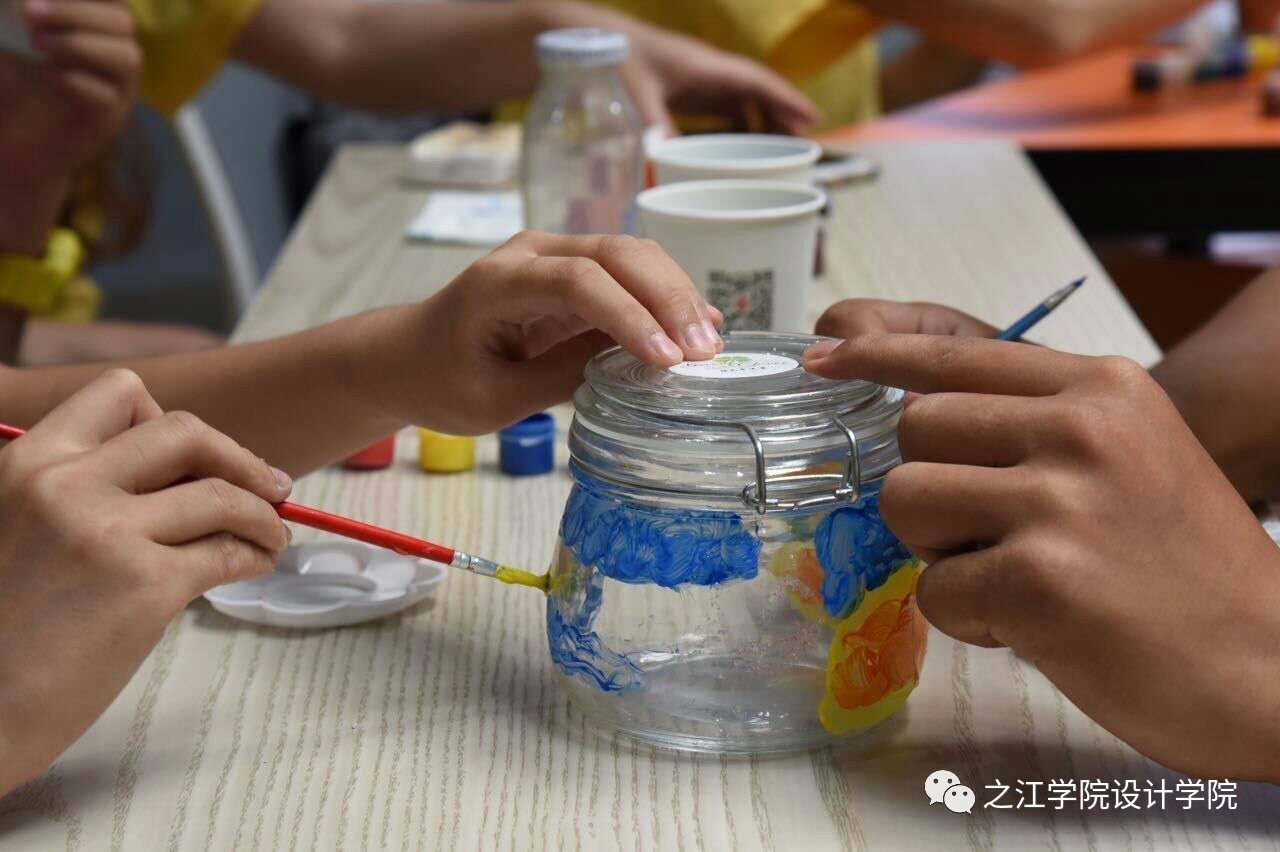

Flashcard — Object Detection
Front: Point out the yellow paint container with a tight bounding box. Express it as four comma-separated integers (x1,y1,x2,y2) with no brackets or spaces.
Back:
417,429,475,473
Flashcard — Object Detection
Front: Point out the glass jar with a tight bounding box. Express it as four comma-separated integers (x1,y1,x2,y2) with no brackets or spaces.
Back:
547,332,927,754
522,28,644,235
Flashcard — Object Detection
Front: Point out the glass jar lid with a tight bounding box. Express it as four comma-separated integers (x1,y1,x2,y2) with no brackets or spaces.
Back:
585,332,883,425
571,332,904,512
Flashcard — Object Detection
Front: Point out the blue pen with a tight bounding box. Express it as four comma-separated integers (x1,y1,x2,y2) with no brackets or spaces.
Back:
996,277,1086,342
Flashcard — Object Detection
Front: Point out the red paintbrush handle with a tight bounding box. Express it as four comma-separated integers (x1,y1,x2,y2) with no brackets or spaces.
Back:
274,502,456,563
0,421,456,564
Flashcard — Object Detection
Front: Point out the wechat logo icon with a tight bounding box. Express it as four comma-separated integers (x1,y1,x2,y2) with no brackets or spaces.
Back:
925,769,974,814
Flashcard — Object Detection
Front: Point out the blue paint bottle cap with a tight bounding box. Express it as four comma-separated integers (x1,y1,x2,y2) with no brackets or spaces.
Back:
499,413,556,476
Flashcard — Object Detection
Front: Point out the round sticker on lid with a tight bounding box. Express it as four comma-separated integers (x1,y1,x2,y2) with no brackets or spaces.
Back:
668,352,799,379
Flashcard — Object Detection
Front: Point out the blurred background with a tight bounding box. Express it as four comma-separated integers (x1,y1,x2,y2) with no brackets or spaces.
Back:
78,0,1279,350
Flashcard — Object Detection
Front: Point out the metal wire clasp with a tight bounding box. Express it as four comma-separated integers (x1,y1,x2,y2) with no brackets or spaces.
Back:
739,418,862,514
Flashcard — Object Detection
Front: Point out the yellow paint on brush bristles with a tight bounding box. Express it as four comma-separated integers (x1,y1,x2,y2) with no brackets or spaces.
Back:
495,565,550,592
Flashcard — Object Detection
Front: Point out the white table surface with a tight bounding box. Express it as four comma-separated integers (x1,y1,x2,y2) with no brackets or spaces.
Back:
5,140,1278,851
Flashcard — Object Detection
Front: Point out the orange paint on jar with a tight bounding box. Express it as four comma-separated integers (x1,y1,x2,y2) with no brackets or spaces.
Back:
819,561,927,735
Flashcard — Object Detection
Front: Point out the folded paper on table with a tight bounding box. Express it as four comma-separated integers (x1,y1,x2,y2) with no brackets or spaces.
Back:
405,191,524,246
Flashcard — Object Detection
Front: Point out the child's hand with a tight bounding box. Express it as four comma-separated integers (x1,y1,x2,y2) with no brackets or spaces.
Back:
0,370,291,796
621,21,821,135
816,298,998,339
1,0,140,188
804,333,1280,782
375,231,723,435
534,2,820,135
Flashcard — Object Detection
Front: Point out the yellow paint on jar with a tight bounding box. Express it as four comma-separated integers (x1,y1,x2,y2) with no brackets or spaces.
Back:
818,559,927,736
766,541,837,627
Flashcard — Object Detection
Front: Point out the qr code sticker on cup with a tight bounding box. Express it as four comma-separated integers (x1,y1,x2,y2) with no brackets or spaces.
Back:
708,269,774,331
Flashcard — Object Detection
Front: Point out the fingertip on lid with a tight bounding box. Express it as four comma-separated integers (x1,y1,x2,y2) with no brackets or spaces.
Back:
803,339,840,362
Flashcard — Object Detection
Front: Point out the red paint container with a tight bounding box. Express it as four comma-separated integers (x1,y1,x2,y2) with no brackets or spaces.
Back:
342,435,396,470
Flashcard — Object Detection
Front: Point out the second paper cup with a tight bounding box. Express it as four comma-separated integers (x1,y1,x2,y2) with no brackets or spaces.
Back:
638,180,826,334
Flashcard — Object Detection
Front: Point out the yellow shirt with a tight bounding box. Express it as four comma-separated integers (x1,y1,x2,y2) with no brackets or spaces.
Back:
127,0,264,114
585,0,882,128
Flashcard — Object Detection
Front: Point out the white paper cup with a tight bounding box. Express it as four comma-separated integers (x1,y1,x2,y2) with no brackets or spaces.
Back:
638,180,826,333
648,134,821,185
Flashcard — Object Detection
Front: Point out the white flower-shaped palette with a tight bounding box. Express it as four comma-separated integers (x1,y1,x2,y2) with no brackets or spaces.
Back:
204,540,447,628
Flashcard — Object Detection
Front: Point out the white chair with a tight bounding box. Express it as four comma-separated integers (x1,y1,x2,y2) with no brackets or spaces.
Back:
172,104,260,319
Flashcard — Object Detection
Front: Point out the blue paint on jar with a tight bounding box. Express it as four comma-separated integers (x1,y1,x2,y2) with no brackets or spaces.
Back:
815,492,913,619
546,568,643,692
559,473,761,589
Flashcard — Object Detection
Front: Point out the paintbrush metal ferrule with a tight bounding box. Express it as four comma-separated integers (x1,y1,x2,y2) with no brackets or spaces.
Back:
449,552,547,590
450,550,501,577
1042,277,1085,311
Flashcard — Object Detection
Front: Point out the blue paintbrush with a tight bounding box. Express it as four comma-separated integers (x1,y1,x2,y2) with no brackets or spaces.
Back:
996,277,1086,342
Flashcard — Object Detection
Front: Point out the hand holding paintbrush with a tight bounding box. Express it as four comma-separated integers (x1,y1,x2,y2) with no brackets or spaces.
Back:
0,366,555,798
0,372,547,592
815,277,1085,344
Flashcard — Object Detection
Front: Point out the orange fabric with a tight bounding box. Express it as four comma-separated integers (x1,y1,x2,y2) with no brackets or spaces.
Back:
824,47,1280,150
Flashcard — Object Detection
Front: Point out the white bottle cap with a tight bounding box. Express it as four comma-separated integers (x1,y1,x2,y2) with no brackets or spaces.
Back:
535,28,629,67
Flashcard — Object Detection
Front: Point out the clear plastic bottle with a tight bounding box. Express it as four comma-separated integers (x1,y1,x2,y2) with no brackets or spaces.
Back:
522,28,643,235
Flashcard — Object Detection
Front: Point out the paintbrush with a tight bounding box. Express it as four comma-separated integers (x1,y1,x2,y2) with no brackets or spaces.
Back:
0,422,549,592
996,277,1086,342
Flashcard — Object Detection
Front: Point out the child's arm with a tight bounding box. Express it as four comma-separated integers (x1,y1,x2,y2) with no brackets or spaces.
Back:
0,0,140,360
231,0,819,134
857,0,1214,67
0,232,723,475
0,370,291,797
1149,269,1280,503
